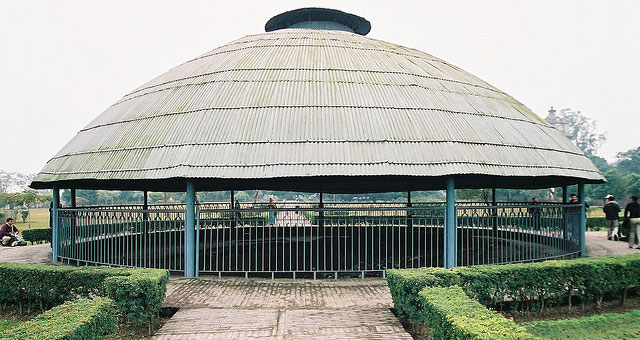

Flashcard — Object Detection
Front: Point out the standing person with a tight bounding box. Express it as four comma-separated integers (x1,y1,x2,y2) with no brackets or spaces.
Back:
528,197,541,230
566,193,589,239
624,195,640,249
234,199,241,225
603,194,621,240
0,218,19,246
267,197,276,225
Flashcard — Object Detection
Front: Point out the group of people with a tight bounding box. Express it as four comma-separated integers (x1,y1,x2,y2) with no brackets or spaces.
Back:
602,194,640,249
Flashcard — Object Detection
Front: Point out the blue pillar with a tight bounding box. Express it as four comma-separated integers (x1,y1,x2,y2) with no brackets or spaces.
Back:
445,178,457,268
185,181,196,277
52,185,60,262
562,185,568,240
578,183,586,256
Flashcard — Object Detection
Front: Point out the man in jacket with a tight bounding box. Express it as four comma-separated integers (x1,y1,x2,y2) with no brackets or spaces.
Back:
624,195,640,249
603,194,621,240
0,218,19,246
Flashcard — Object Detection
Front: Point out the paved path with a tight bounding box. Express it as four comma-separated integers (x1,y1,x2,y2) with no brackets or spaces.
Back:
155,278,410,340
0,243,52,264
585,230,640,257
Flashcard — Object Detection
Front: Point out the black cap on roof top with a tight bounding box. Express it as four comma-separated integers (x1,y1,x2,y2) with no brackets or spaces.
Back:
265,8,371,35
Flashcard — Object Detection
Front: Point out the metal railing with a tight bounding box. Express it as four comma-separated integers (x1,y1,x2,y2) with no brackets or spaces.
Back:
55,202,583,276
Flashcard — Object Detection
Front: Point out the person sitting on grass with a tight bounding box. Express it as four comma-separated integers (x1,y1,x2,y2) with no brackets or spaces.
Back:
0,218,20,246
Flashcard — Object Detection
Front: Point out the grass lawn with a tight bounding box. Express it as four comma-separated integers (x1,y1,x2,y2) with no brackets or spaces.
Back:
523,309,640,340
3,208,50,230
0,318,23,334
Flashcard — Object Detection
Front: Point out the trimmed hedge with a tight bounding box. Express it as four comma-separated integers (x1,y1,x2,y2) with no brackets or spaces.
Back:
21,228,52,244
523,309,640,339
3,298,116,340
104,272,168,326
388,254,640,323
586,217,629,236
0,263,169,325
420,286,535,340
386,267,461,323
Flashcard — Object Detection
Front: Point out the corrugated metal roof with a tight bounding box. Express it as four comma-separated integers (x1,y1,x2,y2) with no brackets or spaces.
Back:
32,29,604,192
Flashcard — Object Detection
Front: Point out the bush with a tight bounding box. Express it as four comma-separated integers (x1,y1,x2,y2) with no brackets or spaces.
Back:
3,298,116,340
387,267,460,323
586,217,607,231
388,254,640,323
104,271,170,326
523,309,640,339
21,228,52,244
0,263,169,324
420,286,535,340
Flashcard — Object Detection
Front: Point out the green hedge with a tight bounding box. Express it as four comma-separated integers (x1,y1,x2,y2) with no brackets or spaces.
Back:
3,298,116,340
586,217,630,236
523,309,640,339
104,271,169,326
420,286,535,340
21,228,52,244
387,267,461,323
0,263,169,325
388,254,640,323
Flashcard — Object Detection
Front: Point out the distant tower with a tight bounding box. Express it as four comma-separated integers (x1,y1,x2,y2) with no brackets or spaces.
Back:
545,107,571,138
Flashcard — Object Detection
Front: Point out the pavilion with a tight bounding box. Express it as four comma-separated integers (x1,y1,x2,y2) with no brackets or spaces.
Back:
31,8,604,278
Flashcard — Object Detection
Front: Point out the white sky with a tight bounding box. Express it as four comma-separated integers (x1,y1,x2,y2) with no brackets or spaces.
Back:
1,0,639,174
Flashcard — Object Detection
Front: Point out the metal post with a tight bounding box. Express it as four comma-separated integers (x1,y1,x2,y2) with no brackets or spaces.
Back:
319,192,324,229
407,191,413,229
562,186,568,240
143,190,149,221
69,189,77,254
230,190,235,230
185,181,196,277
492,188,497,234
445,178,457,268
578,183,586,256
52,185,60,262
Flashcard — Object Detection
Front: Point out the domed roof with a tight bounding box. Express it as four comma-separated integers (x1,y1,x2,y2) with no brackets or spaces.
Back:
31,9,604,192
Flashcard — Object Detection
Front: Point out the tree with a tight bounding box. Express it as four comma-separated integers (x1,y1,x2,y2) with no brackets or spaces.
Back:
587,154,611,173
587,169,627,203
616,146,640,175
21,210,29,223
552,108,606,155
626,173,640,197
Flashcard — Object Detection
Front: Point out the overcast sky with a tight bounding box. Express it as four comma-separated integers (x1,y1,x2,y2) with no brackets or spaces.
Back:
1,0,639,175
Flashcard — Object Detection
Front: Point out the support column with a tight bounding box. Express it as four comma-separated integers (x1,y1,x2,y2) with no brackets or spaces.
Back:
230,190,236,229
491,188,497,234
445,178,457,269
143,190,149,221
70,189,77,252
562,186,568,240
319,192,324,229
578,183,586,256
185,181,196,278
407,191,413,229
52,185,60,262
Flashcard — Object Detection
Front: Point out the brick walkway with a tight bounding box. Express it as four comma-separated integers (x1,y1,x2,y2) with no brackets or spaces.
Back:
155,278,410,340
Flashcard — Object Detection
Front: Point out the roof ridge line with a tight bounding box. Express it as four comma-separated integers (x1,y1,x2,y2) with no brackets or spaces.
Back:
49,140,586,161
